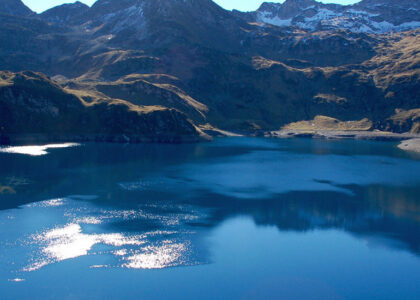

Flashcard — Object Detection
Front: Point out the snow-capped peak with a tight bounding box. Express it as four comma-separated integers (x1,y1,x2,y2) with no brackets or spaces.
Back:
251,0,420,33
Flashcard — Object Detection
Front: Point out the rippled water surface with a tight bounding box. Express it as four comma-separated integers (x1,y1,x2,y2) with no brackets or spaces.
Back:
0,138,419,299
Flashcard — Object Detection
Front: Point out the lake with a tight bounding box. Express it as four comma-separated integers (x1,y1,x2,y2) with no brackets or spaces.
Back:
0,137,419,299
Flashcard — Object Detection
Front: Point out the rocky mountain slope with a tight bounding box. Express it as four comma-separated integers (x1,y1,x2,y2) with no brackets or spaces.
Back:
0,0,419,142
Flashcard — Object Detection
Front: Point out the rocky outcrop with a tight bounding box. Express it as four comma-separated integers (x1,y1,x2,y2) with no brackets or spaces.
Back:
398,138,420,153
281,116,373,132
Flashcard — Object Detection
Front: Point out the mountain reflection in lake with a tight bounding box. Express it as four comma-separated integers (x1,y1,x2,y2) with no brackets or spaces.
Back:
0,138,419,300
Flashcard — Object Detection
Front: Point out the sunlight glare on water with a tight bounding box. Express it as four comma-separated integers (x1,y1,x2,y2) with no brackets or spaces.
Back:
0,143,80,156
19,197,195,273
123,242,188,269
25,222,189,271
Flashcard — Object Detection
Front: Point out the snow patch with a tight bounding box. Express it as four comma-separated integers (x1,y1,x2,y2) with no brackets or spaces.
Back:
257,11,292,27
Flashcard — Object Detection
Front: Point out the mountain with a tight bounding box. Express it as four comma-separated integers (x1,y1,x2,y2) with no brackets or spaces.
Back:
0,0,419,142
40,1,89,26
237,0,420,33
0,0,34,17
75,0,247,52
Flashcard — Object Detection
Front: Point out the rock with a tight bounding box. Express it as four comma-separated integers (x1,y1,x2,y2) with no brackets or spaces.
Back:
398,139,420,153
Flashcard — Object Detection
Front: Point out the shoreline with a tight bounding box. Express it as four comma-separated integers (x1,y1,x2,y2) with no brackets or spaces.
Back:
265,130,420,142
266,130,420,154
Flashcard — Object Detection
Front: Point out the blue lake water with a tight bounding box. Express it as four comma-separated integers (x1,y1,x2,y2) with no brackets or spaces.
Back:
0,137,419,299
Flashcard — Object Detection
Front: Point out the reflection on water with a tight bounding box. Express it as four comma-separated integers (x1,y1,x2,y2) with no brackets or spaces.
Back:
0,143,79,156
124,242,187,269
0,138,419,299
8,278,25,282
29,222,187,271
